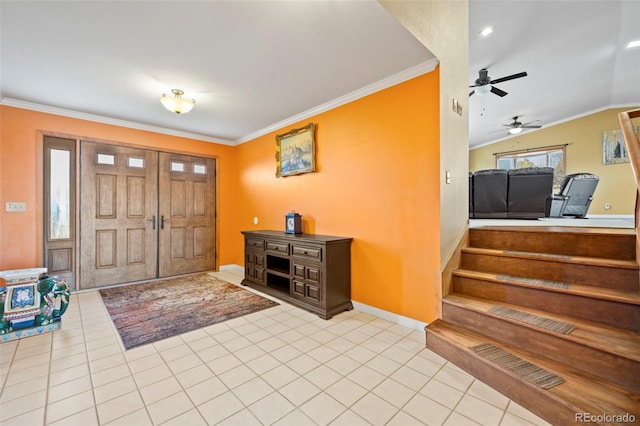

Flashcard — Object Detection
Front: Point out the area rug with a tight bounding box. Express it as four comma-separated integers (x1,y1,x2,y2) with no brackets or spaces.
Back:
99,273,278,350
471,343,565,389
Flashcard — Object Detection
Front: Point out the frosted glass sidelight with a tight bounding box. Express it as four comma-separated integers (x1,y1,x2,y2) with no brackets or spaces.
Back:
50,149,71,239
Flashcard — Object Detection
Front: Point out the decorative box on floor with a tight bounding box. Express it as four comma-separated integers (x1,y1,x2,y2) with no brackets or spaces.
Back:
0,268,70,342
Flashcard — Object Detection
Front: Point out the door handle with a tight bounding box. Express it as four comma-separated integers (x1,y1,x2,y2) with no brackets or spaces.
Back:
161,215,170,229
146,215,156,230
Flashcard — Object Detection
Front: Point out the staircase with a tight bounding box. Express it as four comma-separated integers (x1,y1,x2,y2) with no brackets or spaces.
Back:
427,226,640,425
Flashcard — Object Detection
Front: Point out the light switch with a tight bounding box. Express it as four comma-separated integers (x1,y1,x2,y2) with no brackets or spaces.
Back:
445,171,451,184
6,202,26,212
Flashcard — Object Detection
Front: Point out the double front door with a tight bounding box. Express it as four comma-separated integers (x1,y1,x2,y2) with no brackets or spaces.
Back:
79,142,215,289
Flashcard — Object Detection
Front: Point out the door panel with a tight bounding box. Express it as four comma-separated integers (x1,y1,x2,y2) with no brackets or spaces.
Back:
43,137,77,289
80,142,158,289
159,152,216,276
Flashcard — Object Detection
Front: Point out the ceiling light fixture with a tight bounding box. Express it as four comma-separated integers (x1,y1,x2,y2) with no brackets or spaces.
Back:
509,127,523,135
476,85,491,95
160,89,195,114
627,39,640,48
480,26,494,37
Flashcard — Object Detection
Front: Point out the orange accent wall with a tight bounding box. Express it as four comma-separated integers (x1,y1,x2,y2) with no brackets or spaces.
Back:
0,69,440,322
0,106,238,270
234,71,440,322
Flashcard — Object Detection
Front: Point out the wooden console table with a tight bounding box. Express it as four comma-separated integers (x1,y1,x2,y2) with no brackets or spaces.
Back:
241,230,352,319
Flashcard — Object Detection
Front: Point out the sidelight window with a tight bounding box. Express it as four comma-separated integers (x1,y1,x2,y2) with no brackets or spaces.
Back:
49,149,71,240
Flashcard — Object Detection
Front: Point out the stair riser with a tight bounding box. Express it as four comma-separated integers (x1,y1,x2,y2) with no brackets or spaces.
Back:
425,329,574,426
461,252,639,291
469,230,635,260
442,303,640,390
453,276,639,330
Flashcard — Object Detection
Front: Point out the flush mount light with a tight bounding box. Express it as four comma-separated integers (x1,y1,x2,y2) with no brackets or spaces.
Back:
480,26,494,37
627,39,640,48
160,89,196,114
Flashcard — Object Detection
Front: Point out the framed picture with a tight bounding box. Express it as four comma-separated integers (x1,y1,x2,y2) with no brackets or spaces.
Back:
276,123,316,177
602,127,636,165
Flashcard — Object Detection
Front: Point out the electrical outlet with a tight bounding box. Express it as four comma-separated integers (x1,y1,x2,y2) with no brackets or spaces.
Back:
5,202,26,212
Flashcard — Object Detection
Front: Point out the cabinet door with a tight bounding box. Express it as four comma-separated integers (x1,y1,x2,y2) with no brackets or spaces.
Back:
292,261,322,304
245,249,265,285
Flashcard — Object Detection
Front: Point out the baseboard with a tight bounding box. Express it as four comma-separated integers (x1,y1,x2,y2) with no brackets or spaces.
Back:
585,214,634,219
221,264,427,331
352,301,428,332
219,264,244,271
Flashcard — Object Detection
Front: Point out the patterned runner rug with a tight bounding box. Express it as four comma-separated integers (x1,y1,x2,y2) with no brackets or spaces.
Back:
471,343,565,389
496,274,572,289
99,273,278,350
488,306,576,334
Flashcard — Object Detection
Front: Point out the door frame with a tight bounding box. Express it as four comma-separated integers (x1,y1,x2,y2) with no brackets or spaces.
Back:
39,132,219,289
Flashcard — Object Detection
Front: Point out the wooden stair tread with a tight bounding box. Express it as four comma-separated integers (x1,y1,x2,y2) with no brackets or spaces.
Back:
427,320,640,418
453,269,640,305
462,246,640,270
444,293,640,363
470,225,636,236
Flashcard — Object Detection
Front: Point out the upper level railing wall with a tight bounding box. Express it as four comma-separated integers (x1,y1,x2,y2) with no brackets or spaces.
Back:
618,108,640,265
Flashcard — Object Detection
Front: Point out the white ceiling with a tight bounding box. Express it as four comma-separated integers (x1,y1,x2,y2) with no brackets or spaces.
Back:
2,1,638,149
0,0,435,145
468,0,640,149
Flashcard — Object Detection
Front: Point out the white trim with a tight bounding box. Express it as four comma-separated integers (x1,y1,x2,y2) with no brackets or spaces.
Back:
234,59,440,144
585,214,634,219
352,301,428,332
470,103,640,150
0,98,236,146
219,264,244,272
1,59,438,147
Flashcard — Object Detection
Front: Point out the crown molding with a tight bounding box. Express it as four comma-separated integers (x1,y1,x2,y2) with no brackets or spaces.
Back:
0,98,236,146
235,58,440,144
1,59,438,147
470,102,640,151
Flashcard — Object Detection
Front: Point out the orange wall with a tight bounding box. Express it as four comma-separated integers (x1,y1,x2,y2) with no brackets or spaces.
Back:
0,69,440,322
235,72,440,322
0,106,238,270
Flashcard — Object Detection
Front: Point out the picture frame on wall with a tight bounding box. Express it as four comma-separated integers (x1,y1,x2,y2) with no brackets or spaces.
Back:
276,123,316,177
602,127,636,165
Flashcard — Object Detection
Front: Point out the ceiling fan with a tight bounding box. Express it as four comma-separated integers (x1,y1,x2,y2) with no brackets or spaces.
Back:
491,116,542,134
469,68,528,97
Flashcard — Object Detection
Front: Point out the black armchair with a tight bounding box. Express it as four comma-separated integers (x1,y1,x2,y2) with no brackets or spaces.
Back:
546,173,599,218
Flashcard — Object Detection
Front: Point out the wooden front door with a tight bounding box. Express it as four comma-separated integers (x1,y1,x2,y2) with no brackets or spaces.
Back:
80,142,158,289
158,153,216,277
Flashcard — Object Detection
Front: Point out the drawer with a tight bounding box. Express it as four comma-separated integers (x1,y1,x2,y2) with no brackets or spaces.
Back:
266,241,289,254
292,245,321,260
246,238,265,249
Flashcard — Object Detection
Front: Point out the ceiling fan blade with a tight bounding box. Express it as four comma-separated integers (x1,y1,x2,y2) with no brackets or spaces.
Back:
491,86,508,97
489,128,508,134
521,120,541,126
521,125,543,129
490,72,527,84
469,90,475,97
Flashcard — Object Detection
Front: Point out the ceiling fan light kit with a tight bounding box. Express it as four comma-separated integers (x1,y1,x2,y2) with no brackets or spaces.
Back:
469,68,527,98
160,89,196,114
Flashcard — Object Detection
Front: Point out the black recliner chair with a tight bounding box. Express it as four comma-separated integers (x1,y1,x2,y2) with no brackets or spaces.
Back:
546,173,599,218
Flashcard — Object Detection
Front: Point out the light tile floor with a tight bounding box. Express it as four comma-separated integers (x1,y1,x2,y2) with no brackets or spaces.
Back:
0,270,550,426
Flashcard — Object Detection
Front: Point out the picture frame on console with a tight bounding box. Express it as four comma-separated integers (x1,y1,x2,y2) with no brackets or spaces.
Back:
276,123,316,177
